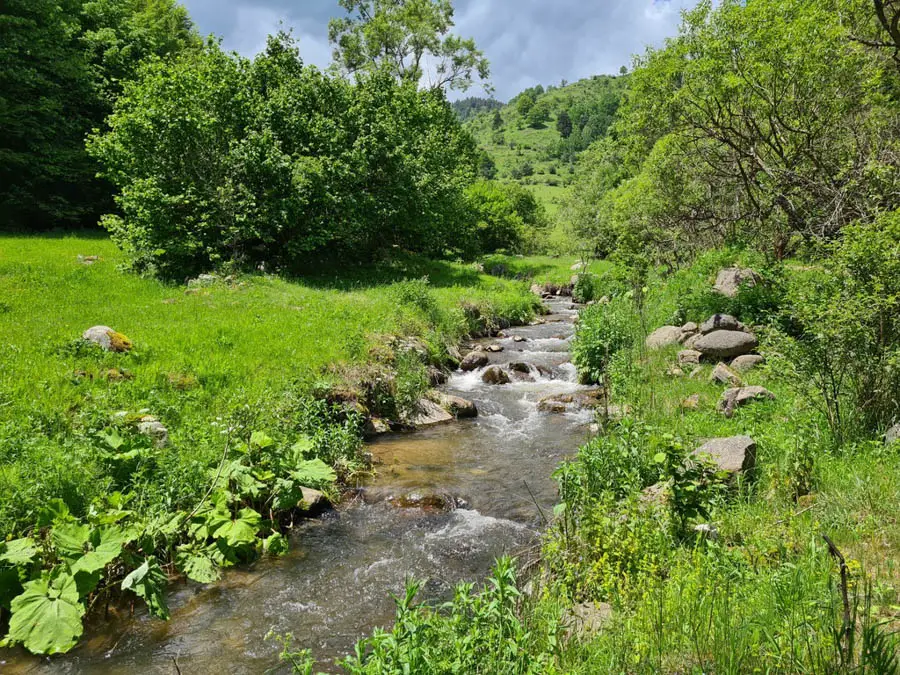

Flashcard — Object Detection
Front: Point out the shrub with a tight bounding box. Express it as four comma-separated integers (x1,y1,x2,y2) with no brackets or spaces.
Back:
571,299,635,384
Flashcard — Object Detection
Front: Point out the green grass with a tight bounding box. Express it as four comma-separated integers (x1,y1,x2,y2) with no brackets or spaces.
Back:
0,234,540,535
480,253,612,287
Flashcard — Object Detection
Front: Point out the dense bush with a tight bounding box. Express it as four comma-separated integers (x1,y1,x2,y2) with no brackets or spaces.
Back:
571,299,635,384
464,180,549,254
88,34,477,278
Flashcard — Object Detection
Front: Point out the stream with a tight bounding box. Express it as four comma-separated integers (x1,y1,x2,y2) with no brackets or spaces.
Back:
7,298,592,674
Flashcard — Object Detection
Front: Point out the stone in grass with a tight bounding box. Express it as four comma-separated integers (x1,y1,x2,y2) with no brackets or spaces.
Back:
565,602,613,638
718,386,775,414
694,330,759,359
731,354,765,372
481,366,510,386
714,267,760,298
137,415,169,448
646,326,683,350
681,394,701,410
692,436,757,474
700,314,744,335
710,362,743,387
460,352,489,372
678,349,702,367
83,326,133,352
887,423,900,446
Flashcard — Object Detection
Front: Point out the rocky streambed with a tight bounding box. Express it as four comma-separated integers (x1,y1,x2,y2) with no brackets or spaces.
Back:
12,297,593,674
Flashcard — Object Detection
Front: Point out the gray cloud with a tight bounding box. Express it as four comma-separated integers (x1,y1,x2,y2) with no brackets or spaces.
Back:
179,0,699,100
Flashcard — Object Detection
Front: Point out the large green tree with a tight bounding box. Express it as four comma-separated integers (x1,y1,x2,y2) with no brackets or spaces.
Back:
0,0,198,230
328,0,490,92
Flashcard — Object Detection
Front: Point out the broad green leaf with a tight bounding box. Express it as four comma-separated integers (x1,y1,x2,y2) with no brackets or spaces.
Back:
263,532,289,556
99,428,125,451
70,526,133,578
290,436,314,459
0,538,38,566
210,508,263,548
250,431,275,449
121,557,169,620
37,499,72,528
175,546,220,584
51,523,91,559
290,459,336,488
653,452,667,464
5,570,85,655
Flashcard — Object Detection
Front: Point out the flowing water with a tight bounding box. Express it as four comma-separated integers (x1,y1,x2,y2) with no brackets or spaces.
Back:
6,298,593,674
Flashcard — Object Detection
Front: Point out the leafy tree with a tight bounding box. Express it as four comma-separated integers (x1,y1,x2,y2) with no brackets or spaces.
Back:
492,108,503,129
0,0,198,230
515,92,535,119
556,110,573,138
465,180,547,253
88,33,477,277
328,0,490,92
526,101,550,128
478,152,497,179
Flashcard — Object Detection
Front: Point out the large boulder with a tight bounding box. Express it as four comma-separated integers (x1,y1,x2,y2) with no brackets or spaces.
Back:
409,399,454,427
482,366,510,385
460,352,489,372
718,386,775,415
83,326,133,352
731,355,765,372
714,267,760,298
646,326,683,350
692,436,757,474
678,322,700,344
438,393,478,419
694,330,758,359
700,314,743,335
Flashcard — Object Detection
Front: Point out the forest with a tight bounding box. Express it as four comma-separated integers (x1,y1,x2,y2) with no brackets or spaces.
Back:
1,0,900,671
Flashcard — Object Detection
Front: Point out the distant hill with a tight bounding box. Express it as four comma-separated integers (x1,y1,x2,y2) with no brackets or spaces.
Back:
464,75,628,250
451,96,505,122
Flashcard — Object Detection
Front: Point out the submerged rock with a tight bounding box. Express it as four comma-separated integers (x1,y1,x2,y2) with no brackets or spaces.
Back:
389,492,468,513
482,366,510,385
83,326,133,352
694,330,758,359
692,436,757,474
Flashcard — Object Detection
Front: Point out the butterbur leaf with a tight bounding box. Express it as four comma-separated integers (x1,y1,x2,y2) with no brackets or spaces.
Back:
210,508,263,548
290,436,314,459
0,538,39,566
250,431,275,449
290,459,336,488
4,569,85,655
37,499,72,528
175,545,220,584
51,524,91,559
70,526,134,579
121,557,169,620
653,452,667,464
263,532,289,556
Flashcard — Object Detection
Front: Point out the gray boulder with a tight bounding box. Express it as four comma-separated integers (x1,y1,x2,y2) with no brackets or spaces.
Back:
692,436,757,474
299,487,331,515
694,330,759,359
460,352,489,372
438,393,478,419
678,322,700,344
482,366,510,385
409,399,454,427
700,314,743,335
731,355,765,372
718,386,775,414
646,326,683,350
714,268,760,298
678,349,702,367
887,423,900,446
710,362,742,387
83,326,133,352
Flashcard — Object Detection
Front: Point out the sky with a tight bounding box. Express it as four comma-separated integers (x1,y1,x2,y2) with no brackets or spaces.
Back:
179,0,700,101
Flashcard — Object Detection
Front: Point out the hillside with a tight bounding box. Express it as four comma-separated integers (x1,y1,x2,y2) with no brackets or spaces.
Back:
465,75,627,230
